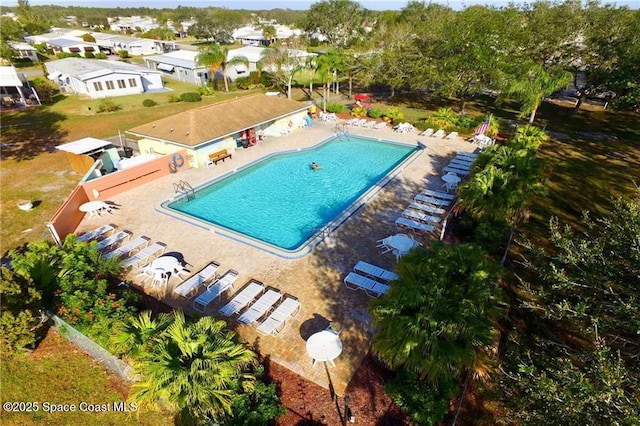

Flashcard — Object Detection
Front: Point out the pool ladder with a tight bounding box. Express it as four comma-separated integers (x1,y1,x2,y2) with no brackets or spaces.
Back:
334,123,350,141
174,180,195,201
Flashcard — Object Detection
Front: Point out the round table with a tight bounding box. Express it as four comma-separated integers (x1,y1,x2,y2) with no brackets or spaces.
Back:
442,174,461,184
149,256,180,273
306,330,343,366
79,201,106,217
385,234,418,253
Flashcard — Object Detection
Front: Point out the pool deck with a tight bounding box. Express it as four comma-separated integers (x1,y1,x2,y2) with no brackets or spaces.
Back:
77,119,476,396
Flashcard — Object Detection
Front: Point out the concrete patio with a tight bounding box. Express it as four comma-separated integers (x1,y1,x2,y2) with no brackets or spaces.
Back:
76,118,476,396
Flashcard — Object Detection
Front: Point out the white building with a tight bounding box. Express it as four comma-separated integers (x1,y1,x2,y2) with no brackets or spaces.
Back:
144,50,208,86
46,58,164,99
9,42,39,62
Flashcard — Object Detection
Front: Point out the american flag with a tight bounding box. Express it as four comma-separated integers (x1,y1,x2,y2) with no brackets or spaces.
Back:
474,117,491,136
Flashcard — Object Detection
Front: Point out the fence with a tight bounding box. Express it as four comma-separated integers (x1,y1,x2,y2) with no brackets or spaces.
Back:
51,314,135,381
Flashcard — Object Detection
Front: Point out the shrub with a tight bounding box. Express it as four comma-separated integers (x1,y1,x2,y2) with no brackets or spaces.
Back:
473,219,509,256
326,103,344,113
259,71,274,87
95,52,107,59
430,107,458,129
31,78,56,104
368,107,383,119
168,94,181,103
179,92,202,102
84,52,95,59
385,107,404,122
351,106,367,117
197,85,214,96
117,50,129,59
96,98,121,113
56,52,81,59
142,99,157,107
456,115,476,129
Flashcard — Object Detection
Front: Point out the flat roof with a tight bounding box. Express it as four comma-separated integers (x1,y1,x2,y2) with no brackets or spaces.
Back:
56,137,112,154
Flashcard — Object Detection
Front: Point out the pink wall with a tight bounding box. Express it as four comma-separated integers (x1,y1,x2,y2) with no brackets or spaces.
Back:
48,150,190,242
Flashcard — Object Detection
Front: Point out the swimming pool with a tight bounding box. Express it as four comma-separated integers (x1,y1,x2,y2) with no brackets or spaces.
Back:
164,135,418,257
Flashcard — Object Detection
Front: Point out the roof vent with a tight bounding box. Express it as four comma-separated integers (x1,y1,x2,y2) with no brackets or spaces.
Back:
170,128,174,132
186,131,190,135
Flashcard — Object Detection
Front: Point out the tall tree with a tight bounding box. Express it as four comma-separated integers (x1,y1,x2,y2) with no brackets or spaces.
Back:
370,242,504,383
129,311,257,424
504,64,573,123
197,45,249,92
259,44,308,100
302,0,368,48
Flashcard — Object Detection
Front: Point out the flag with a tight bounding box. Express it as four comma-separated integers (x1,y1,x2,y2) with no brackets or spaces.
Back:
473,116,491,136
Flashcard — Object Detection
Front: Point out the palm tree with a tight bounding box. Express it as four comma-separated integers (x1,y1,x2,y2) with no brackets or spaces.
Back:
259,45,306,100
369,242,503,383
505,64,573,124
111,310,170,360
129,311,256,423
197,45,249,92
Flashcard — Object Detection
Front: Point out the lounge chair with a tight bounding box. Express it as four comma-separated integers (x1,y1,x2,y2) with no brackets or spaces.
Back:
103,236,149,260
407,202,446,215
402,209,442,224
353,261,399,283
237,289,282,325
431,129,446,138
121,242,166,269
420,128,434,137
457,152,478,159
219,280,264,317
452,156,474,164
421,189,456,201
345,118,360,126
257,297,301,335
76,224,115,242
445,131,459,139
448,160,471,170
173,262,220,298
443,166,470,176
395,217,436,234
363,120,376,129
193,269,239,313
343,272,389,298
414,194,452,207
96,230,131,252
373,122,387,130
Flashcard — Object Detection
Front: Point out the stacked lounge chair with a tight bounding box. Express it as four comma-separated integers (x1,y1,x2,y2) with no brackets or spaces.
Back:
257,297,301,335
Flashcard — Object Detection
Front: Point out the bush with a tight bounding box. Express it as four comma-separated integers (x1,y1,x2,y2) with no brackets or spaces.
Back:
351,106,367,117
31,78,56,104
117,50,129,59
385,370,458,425
384,107,404,123
95,53,108,59
56,52,81,59
96,98,121,113
168,94,181,103
431,107,458,129
84,52,95,59
473,219,509,256
456,115,476,129
142,99,157,107
197,85,214,96
326,103,344,113
368,107,383,119
179,92,202,102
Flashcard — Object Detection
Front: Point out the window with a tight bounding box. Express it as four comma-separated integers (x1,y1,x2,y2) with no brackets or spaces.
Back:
105,81,115,90
117,79,126,89
128,78,137,87
93,82,103,91
68,47,81,53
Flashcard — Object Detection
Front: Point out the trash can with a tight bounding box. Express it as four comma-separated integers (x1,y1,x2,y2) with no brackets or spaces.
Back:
123,147,133,158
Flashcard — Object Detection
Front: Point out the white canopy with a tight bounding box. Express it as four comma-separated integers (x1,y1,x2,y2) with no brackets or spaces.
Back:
56,137,112,155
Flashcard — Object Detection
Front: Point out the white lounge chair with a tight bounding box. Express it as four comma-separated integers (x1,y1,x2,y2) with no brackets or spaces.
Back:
219,280,264,317
407,202,446,215
447,160,471,170
421,189,456,201
452,156,474,164
103,236,149,260
443,166,470,176
345,118,360,126
193,270,239,313
257,297,301,335
431,129,446,138
343,272,389,298
353,261,399,283
402,209,442,224
457,152,478,160
420,128,434,137
445,131,459,139
96,230,131,252
395,217,436,233
76,224,115,242
121,242,166,269
173,262,220,298
414,194,452,207
373,122,387,130
237,289,282,325
363,120,377,129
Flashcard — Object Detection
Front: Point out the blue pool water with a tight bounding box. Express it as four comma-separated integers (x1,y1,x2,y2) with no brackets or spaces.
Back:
167,136,415,252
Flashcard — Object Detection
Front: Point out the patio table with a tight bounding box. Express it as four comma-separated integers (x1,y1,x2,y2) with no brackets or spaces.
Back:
306,330,343,367
79,201,107,218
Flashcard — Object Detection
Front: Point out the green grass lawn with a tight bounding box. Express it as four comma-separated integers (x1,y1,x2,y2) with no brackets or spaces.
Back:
1,330,171,426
